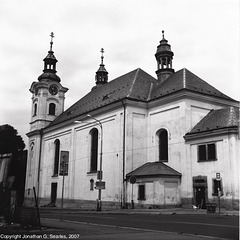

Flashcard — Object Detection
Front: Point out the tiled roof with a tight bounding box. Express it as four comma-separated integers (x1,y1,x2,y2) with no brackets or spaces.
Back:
48,68,236,127
150,68,234,101
126,162,181,178
49,68,156,126
186,107,239,135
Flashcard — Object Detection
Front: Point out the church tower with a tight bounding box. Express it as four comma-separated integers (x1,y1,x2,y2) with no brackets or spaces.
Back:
155,31,174,83
26,33,68,192
29,32,68,132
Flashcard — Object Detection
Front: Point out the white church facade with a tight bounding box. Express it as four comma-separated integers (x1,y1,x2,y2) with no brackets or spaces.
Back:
25,32,239,210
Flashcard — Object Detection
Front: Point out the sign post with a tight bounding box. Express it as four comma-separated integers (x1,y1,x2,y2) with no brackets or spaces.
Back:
216,173,221,214
59,151,69,221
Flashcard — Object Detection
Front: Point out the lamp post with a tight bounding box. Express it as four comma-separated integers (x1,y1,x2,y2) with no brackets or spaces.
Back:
87,115,103,211
75,114,103,211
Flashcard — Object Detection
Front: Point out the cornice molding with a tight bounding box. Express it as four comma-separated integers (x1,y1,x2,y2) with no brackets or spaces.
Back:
26,129,42,137
148,89,239,109
184,126,238,142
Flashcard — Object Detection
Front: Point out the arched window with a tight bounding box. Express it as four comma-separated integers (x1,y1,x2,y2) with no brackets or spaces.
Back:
53,139,60,175
49,103,56,115
90,179,94,191
90,128,98,172
33,103,37,116
157,129,168,162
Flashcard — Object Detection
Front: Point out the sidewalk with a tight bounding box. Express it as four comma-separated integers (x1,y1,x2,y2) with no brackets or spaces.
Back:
108,207,239,216
40,206,239,216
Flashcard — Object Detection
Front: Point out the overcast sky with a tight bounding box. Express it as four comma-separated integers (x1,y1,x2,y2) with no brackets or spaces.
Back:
0,0,239,147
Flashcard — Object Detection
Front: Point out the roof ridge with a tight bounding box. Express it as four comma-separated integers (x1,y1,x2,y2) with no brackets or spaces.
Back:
183,68,186,88
147,82,154,101
228,106,238,126
127,68,140,98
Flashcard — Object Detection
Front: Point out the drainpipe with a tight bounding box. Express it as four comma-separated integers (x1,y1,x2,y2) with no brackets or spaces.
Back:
37,128,43,203
121,100,126,208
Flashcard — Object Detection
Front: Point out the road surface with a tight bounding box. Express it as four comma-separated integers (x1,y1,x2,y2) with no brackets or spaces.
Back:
40,210,239,239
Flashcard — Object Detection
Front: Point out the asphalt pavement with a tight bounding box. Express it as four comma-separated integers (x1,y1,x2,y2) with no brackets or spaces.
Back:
39,217,230,240
39,207,238,240
0,207,238,240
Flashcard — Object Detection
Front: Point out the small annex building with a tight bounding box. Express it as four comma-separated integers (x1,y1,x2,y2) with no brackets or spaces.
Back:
25,32,239,210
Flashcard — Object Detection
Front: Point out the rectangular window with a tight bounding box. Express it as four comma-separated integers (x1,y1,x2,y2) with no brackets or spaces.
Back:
198,143,216,162
138,185,145,200
208,144,216,160
198,145,206,161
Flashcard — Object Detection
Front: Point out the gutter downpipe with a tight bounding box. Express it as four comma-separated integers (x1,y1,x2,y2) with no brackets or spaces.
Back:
37,128,43,204
121,100,126,208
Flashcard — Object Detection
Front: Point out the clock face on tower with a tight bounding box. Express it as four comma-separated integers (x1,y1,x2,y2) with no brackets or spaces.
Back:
49,84,58,95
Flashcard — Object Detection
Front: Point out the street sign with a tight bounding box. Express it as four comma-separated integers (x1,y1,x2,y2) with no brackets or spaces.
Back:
216,172,221,181
95,181,105,189
60,151,69,176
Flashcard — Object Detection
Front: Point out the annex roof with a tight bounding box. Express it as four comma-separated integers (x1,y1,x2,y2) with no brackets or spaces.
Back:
126,162,182,178
186,107,239,135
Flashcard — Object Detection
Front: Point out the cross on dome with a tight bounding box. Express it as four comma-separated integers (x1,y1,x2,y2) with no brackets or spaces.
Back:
100,48,104,64
50,32,55,51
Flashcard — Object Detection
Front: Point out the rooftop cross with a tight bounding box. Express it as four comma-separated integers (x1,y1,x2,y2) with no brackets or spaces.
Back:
50,32,55,51
162,30,165,39
100,48,104,64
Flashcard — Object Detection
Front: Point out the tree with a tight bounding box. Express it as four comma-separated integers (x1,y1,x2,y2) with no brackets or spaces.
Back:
0,124,25,154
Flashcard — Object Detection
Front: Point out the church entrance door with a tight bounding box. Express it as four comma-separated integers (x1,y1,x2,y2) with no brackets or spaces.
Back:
195,186,206,209
51,182,57,206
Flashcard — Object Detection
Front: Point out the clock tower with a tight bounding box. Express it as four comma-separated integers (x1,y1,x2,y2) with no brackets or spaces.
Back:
26,33,68,192
29,32,68,132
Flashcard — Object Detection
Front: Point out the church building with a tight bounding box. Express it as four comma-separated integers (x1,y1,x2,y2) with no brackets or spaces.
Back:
25,32,239,210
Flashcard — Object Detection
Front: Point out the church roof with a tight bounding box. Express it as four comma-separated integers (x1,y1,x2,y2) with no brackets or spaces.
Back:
150,68,234,101
48,67,236,127
49,68,155,126
186,107,239,135
126,162,182,178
